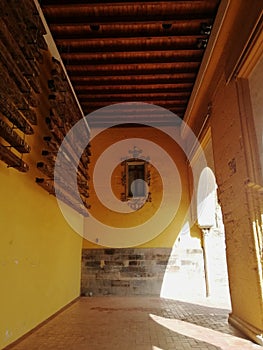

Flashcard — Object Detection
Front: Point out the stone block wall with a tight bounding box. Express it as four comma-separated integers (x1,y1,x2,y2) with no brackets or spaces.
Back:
81,247,205,297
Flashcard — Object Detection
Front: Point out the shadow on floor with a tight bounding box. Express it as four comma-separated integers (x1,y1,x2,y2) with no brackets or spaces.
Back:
5,297,261,350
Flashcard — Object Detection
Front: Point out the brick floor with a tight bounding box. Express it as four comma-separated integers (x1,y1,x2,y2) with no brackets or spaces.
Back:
5,297,262,350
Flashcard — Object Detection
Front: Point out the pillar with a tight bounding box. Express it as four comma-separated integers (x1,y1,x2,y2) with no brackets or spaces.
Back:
211,76,263,345
200,227,211,297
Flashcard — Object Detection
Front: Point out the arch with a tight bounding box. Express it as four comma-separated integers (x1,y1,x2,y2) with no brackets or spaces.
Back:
197,167,217,228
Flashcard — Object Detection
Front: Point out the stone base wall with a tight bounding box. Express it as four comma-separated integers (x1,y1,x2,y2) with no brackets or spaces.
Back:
81,247,205,297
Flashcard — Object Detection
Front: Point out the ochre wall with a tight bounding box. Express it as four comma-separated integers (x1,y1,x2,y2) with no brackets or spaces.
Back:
0,54,83,349
83,125,200,249
0,163,82,349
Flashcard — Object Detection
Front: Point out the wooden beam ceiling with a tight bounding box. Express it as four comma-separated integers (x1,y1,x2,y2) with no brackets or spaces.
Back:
41,0,220,123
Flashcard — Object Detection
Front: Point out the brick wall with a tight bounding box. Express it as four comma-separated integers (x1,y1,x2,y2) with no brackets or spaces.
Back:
81,247,204,297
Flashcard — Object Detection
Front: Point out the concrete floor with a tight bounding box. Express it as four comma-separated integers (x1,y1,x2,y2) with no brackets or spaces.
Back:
6,297,262,350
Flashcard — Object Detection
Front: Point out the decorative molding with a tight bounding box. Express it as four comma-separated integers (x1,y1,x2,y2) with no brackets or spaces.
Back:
121,146,150,162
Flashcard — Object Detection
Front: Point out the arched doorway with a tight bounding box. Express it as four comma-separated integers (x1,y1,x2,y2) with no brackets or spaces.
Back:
197,167,231,307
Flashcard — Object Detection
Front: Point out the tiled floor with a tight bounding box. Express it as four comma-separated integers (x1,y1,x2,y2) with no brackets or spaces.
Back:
6,297,262,350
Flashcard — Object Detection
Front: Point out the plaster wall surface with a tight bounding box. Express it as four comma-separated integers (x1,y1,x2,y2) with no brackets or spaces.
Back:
0,53,83,349
83,125,198,248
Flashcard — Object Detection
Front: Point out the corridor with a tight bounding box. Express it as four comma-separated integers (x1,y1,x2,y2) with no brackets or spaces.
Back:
6,297,261,350
1,1,263,348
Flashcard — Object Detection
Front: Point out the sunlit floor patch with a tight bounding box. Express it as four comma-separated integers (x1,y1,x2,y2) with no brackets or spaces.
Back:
5,297,260,350
150,313,262,349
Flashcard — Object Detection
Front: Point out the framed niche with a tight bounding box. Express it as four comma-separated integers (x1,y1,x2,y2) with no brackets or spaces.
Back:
121,147,151,208
126,160,147,198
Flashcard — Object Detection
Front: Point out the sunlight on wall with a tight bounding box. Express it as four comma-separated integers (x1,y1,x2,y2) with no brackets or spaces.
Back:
160,222,205,302
197,167,216,228
160,165,231,309
249,54,263,177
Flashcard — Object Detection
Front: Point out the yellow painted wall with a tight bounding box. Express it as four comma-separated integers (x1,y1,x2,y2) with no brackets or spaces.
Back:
83,125,200,249
0,52,83,349
0,161,82,349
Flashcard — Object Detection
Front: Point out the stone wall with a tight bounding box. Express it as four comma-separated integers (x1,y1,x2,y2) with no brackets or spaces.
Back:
81,247,205,297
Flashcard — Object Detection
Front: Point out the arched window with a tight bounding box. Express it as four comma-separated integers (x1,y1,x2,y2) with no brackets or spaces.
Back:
197,167,217,228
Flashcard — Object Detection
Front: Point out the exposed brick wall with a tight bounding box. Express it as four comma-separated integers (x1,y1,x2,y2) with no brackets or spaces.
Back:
81,247,204,297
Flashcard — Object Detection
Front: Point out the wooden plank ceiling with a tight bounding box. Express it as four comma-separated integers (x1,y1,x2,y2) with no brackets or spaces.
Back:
40,0,220,122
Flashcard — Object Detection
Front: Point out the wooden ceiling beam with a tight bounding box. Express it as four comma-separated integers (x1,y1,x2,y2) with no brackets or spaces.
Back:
83,105,185,118
66,63,199,76
61,50,203,66
41,0,218,6
70,74,196,86
85,105,186,115
56,37,204,53
81,100,187,108
84,105,186,113
86,114,185,126
41,1,219,25
78,91,190,100
74,83,194,94
49,20,211,40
